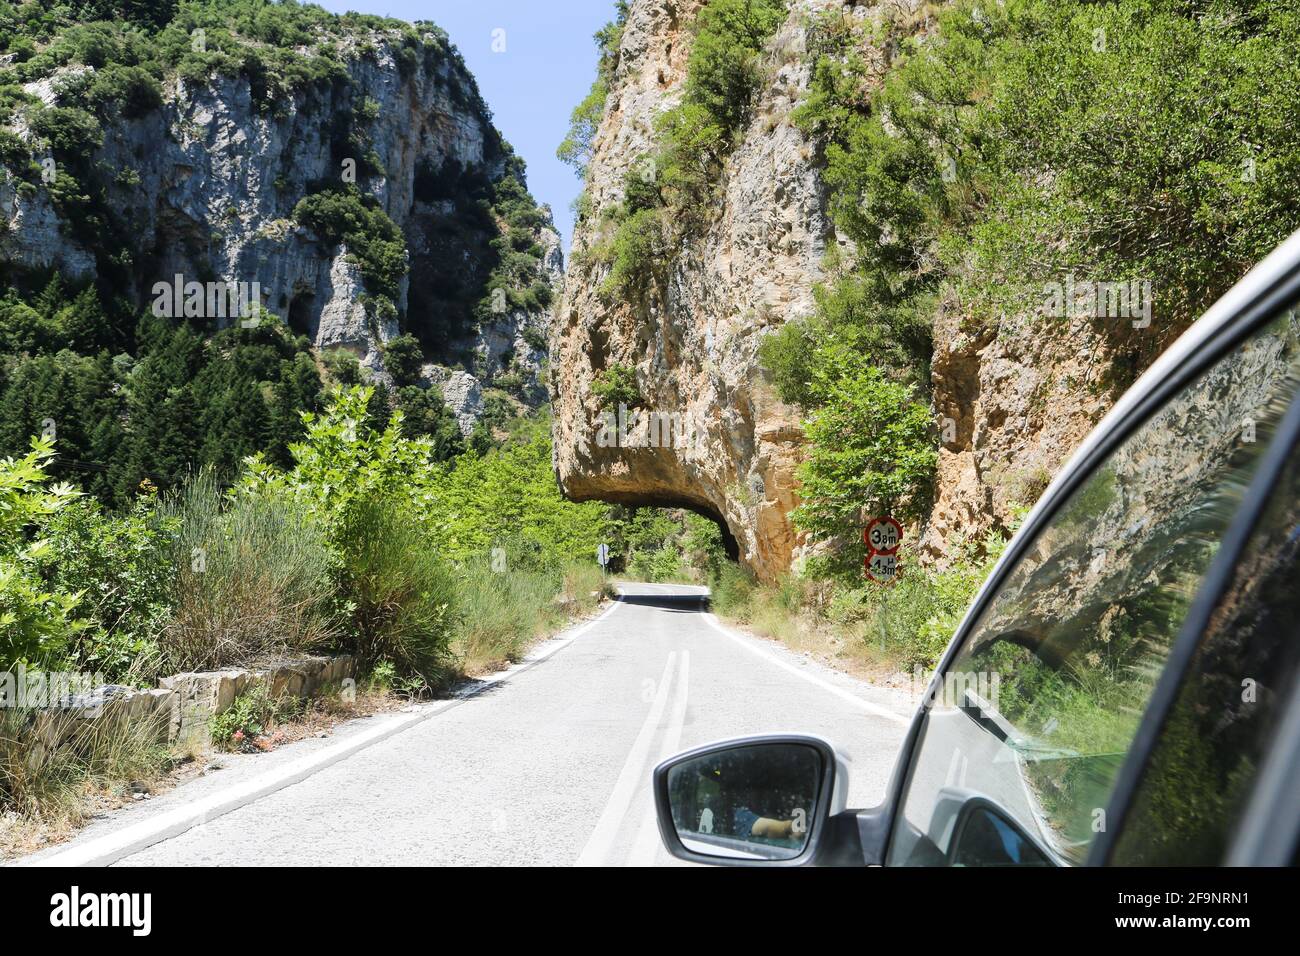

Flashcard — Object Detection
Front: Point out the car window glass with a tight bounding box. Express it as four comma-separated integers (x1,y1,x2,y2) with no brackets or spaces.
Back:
1111,428,1300,864
887,305,1300,866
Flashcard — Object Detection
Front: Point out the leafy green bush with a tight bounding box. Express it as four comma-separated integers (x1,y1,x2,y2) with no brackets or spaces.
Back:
679,0,787,134
651,0,787,215
40,497,172,683
682,513,726,580
426,413,609,565
29,106,102,156
0,439,84,671
597,207,668,302
590,363,641,410
82,63,163,118
629,545,687,583
382,333,424,387
333,494,456,689
209,683,302,751
800,0,1300,370
792,352,936,580
293,185,408,298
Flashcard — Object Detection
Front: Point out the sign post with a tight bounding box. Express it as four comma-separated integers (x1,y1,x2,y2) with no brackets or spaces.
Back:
596,543,610,580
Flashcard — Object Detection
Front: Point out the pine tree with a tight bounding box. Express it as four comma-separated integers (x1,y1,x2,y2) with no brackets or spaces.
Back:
59,286,118,354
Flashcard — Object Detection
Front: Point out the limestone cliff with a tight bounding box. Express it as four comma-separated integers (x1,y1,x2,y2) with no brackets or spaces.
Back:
553,0,832,579
552,0,1136,580
0,18,557,431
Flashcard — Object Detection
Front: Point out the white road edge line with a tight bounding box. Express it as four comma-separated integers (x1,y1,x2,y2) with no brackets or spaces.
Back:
574,650,679,867
626,649,690,866
15,597,626,869
701,613,908,724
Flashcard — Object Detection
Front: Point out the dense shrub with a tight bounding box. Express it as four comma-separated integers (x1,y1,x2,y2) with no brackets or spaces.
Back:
0,439,84,672
40,497,172,682
709,561,758,619
651,0,786,215
382,333,424,386
29,106,102,156
679,0,787,134
82,64,164,119
796,0,1300,374
792,353,937,580
597,207,668,302
158,471,336,672
590,363,640,410
332,495,457,688
293,186,408,298
425,413,609,566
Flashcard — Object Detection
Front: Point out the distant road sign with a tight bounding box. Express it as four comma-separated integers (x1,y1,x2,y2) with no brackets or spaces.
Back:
865,551,899,584
597,543,610,567
864,516,902,555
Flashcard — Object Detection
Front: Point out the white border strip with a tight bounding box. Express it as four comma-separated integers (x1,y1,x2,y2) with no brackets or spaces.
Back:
16,598,625,868
574,650,682,866
701,613,908,723
626,649,691,866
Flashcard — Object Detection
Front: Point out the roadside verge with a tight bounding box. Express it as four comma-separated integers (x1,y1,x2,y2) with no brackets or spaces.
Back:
13,598,624,868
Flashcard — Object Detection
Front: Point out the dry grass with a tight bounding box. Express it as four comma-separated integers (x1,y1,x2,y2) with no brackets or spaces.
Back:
0,706,171,859
0,681,403,860
454,562,612,676
159,472,337,672
715,578,910,686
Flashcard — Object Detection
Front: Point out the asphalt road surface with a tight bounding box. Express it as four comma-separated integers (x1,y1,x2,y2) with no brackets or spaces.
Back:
33,584,914,867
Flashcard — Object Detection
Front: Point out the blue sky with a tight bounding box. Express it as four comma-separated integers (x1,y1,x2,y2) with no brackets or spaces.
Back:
315,0,617,255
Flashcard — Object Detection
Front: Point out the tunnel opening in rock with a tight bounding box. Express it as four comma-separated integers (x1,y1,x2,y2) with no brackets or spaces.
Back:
593,494,739,564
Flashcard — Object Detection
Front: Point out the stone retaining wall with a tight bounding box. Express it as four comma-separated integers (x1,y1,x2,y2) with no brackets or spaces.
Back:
27,656,355,757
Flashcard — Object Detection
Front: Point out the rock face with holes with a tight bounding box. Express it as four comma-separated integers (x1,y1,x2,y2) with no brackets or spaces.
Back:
552,0,834,579
0,25,556,413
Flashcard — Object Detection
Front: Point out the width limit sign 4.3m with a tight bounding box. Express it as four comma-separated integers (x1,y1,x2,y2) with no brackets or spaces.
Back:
863,516,902,585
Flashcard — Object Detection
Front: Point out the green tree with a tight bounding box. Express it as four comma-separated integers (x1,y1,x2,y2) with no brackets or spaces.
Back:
382,333,424,387
792,351,936,580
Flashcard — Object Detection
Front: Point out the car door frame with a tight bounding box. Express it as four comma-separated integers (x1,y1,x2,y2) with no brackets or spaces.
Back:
864,230,1300,867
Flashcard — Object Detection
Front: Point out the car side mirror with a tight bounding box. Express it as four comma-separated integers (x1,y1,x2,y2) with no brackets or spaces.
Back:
653,735,847,866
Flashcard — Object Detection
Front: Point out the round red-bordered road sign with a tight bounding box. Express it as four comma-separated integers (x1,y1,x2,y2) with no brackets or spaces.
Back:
864,551,899,584
863,516,903,555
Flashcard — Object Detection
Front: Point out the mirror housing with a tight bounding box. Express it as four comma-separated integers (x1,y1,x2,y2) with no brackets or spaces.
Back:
653,734,852,867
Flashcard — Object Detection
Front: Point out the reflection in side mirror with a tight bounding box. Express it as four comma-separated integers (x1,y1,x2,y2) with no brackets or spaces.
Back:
656,737,832,863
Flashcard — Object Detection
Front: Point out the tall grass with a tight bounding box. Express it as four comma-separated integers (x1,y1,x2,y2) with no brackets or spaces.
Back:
334,495,457,688
453,561,611,674
0,707,168,829
158,471,336,672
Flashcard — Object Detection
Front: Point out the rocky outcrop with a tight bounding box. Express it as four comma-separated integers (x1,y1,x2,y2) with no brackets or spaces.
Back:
0,25,556,416
921,300,1121,561
553,0,1157,581
552,0,833,579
